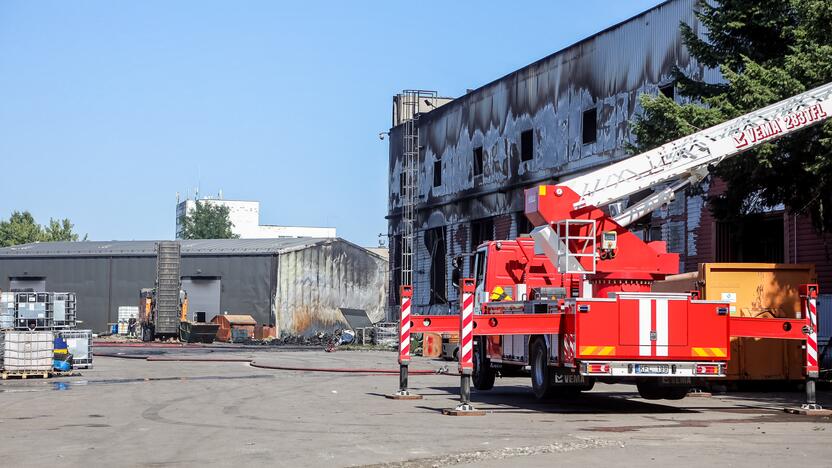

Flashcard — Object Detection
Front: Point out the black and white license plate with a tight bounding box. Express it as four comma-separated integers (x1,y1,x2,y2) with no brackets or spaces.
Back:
635,364,670,374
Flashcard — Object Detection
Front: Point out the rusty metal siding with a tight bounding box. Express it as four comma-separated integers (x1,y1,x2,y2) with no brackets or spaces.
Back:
785,214,832,293
275,240,387,336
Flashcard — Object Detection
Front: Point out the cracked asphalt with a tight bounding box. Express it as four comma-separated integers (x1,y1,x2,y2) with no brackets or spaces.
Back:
0,349,829,467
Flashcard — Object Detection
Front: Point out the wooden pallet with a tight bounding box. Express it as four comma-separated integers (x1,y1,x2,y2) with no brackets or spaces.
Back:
1,370,51,380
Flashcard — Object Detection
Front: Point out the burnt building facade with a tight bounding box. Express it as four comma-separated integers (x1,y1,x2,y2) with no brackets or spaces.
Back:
386,0,832,316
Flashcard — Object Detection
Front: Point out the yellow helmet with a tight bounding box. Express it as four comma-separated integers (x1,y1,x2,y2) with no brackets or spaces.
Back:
490,286,512,301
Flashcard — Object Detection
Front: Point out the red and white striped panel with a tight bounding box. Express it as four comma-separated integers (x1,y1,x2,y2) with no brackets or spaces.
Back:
399,289,412,364
638,298,670,357
459,287,474,373
562,333,576,365
806,294,819,373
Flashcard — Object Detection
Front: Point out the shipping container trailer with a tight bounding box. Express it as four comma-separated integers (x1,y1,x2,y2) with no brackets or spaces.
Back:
654,263,817,381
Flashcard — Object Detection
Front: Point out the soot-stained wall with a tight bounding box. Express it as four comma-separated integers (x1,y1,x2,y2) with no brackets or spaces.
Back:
387,0,719,315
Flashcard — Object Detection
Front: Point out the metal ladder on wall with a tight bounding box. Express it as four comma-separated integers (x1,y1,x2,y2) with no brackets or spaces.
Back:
399,90,437,289
155,241,182,335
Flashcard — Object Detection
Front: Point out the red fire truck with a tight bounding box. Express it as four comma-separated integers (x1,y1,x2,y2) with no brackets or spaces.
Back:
390,81,831,412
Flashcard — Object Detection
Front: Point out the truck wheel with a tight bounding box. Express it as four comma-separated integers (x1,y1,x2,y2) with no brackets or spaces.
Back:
472,340,495,391
141,325,153,342
530,338,556,400
662,386,690,400
637,381,689,400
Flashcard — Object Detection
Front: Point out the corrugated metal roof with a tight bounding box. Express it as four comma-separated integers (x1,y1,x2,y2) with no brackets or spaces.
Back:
0,238,330,257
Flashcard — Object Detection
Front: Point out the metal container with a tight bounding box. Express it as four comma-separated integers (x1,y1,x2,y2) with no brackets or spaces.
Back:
654,263,816,381
0,292,14,329
211,315,256,342
57,330,93,369
118,305,139,322
1,330,54,371
372,322,398,347
52,292,77,328
14,292,53,330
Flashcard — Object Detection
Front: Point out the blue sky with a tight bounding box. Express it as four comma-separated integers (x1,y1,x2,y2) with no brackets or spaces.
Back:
0,0,661,246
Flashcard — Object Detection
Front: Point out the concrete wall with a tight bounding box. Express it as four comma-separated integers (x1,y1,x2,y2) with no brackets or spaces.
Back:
275,241,388,336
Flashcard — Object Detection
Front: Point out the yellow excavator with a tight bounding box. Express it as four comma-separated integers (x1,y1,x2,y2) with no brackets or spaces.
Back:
139,288,218,343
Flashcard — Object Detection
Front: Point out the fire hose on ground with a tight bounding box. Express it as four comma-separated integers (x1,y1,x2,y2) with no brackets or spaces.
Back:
94,352,453,375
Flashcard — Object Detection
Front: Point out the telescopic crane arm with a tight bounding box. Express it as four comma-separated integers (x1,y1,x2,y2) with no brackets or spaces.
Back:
560,81,832,227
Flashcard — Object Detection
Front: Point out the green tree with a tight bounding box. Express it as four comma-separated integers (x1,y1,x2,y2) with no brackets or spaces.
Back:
630,0,832,230
0,212,84,247
179,201,238,239
42,218,82,242
0,211,43,247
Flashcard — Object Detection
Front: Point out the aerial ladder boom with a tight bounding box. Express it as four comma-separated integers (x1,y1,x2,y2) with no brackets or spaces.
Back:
560,81,832,227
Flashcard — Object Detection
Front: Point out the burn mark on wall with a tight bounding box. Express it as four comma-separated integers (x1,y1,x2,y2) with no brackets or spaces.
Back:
388,0,717,313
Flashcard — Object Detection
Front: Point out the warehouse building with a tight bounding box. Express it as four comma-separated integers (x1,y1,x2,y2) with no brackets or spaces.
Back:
0,238,387,335
386,0,832,317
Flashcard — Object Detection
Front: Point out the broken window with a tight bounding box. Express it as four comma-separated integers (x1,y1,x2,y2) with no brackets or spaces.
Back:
473,146,484,177
659,83,675,100
424,227,447,304
391,235,402,306
715,213,784,262
582,108,597,144
471,217,494,250
520,129,534,161
433,159,442,187
399,173,405,195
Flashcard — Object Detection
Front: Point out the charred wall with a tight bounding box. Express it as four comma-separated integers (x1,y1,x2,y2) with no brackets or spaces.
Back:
275,240,388,336
387,0,718,314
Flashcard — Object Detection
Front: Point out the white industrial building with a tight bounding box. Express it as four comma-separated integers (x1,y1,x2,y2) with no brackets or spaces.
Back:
175,196,336,240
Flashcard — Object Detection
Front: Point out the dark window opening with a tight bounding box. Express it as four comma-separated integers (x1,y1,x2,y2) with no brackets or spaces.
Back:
659,83,675,100
399,173,405,195
715,213,784,262
473,146,484,177
433,159,442,187
582,108,597,144
471,217,494,250
515,212,534,237
391,235,402,306
520,129,534,161
425,227,447,304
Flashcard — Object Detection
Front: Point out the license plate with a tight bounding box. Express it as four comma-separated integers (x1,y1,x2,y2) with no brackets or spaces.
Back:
554,373,585,384
635,364,669,374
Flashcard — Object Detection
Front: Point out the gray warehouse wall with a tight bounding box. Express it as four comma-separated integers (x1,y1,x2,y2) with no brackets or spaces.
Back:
276,241,387,336
109,256,157,325
179,255,274,325
0,254,275,332
0,257,115,332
